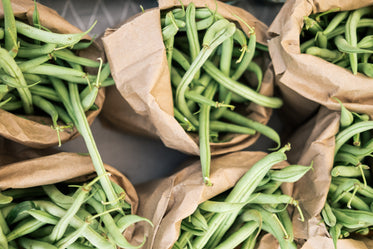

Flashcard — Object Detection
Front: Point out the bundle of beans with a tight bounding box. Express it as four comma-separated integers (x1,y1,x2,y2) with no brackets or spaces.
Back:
268,0,373,128
0,152,149,249
0,0,129,223
301,6,373,78
0,0,106,148
320,105,373,248
129,149,312,249
103,0,281,185
284,106,373,249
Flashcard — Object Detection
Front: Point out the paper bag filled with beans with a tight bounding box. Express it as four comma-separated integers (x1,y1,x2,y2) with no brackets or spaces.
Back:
102,0,282,185
130,148,313,249
268,0,373,128
0,0,111,148
0,146,151,249
285,105,373,249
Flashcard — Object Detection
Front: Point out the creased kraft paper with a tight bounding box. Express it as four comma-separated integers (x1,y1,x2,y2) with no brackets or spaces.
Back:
102,0,275,155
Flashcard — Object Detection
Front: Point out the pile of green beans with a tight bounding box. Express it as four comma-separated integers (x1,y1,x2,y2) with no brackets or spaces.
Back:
172,145,312,249
161,3,283,185
0,176,151,249
321,103,373,248
0,0,131,231
300,6,373,78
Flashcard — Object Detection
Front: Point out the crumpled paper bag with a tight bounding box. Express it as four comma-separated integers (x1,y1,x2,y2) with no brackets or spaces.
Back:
0,0,105,148
102,0,275,155
268,0,373,127
131,150,291,249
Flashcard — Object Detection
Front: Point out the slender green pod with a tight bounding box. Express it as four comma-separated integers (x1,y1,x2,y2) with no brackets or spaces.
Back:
18,237,58,249
17,43,57,58
210,121,256,135
214,221,259,249
2,0,18,56
222,110,281,149
334,121,373,155
268,163,313,182
0,47,33,114
15,19,96,47
192,145,290,248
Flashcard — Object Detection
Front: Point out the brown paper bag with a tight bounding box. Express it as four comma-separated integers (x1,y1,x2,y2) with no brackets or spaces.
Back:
0,150,140,243
268,0,373,127
102,0,275,155
131,151,290,249
0,0,105,148
285,107,373,248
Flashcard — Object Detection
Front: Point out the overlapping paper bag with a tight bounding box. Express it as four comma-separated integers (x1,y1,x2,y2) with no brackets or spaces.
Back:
0,146,139,241
268,0,373,127
285,107,373,248
130,151,291,249
0,0,105,148
102,0,276,155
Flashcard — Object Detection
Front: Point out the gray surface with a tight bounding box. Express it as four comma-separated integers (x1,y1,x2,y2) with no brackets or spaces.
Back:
36,0,284,185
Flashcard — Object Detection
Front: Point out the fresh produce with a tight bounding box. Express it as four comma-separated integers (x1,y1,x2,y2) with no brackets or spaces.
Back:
0,1,147,246
0,176,151,249
161,3,283,185
172,145,312,249
321,102,373,248
300,6,373,78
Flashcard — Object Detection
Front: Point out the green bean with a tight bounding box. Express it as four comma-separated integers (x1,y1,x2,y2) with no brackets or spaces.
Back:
247,61,263,92
185,91,234,109
300,38,316,53
30,85,60,102
0,99,22,111
15,19,96,47
186,3,201,80
0,47,33,114
24,63,87,78
32,95,62,145
2,0,18,56
6,200,35,225
203,60,283,108
0,27,4,40
331,165,369,177
18,54,52,72
305,46,343,61
268,163,313,182
26,209,59,225
172,48,191,72
334,121,373,155
42,184,74,209
69,83,120,210
192,145,290,248
335,35,373,54
53,49,101,68
214,221,258,249
18,237,58,249
17,43,57,58
55,221,90,249
345,7,373,75
334,152,360,166
49,174,102,242
162,17,186,28
222,110,281,149
231,31,255,81
329,183,370,211
326,18,373,39
303,16,323,35
316,31,328,48
86,196,146,249
175,20,236,126
7,217,46,242
277,208,294,242
162,23,178,41
34,200,115,249
199,82,217,185
210,121,256,135
323,11,349,35
321,202,336,227
358,63,373,77
71,39,95,50
357,35,373,49
24,73,49,84
333,208,373,229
